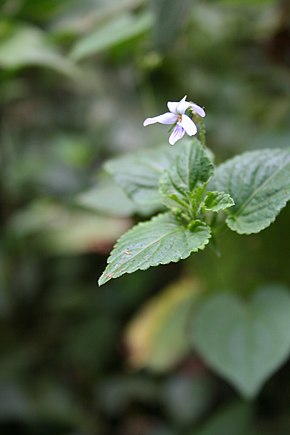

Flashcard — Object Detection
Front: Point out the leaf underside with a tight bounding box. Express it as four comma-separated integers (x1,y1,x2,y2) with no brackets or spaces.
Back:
105,144,182,214
76,177,136,217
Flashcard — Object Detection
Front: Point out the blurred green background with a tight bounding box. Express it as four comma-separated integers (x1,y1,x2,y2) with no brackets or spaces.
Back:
1,0,290,434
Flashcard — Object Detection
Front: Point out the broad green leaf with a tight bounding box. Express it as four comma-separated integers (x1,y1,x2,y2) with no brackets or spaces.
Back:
202,191,234,212
159,140,214,203
191,286,290,398
98,213,211,285
105,144,182,214
0,25,78,78
70,12,153,60
210,149,290,234
125,278,202,371
76,177,136,217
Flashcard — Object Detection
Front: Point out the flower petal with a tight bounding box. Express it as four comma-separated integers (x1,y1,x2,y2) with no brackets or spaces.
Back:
176,100,192,114
167,96,187,114
167,101,179,114
179,114,197,136
191,103,206,118
169,124,185,145
143,112,177,126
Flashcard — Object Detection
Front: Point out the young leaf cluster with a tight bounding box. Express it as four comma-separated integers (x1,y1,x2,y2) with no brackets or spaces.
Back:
99,141,290,285
99,140,233,285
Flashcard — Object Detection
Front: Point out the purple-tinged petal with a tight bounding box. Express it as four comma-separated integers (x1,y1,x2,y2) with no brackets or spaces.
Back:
191,103,206,117
167,96,187,114
143,112,177,126
179,114,197,136
169,124,185,145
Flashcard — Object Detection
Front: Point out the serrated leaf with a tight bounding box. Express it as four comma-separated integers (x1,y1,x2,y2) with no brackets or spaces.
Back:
98,213,211,285
191,286,290,398
70,12,153,60
159,140,214,202
210,148,290,234
203,191,234,212
125,278,201,371
105,144,182,214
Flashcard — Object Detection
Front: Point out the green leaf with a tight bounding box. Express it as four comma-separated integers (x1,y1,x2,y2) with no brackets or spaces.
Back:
105,144,182,214
202,191,234,212
75,177,136,217
210,148,290,234
191,286,290,398
70,12,153,60
160,140,214,202
0,25,78,78
98,213,211,285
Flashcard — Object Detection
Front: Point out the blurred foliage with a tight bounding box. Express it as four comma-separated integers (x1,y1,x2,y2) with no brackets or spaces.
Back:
1,0,290,433
191,286,290,398
125,278,202,372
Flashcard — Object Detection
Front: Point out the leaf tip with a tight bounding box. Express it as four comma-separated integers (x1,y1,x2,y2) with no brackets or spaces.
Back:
98,272,112,286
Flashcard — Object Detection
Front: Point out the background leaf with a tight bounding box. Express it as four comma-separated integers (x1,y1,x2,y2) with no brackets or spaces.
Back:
191,286,290,398
210,149,290,234
105,144,182,214
70,12,153,60
99,213,211,285
9,200,131,254
125,278,201,371
0,25,78,77
76,176,136,217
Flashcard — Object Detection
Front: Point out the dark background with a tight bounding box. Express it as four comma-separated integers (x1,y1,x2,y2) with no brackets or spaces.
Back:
1,0,290,434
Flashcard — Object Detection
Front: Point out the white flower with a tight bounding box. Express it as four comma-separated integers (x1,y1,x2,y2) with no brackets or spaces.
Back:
143,96,206,145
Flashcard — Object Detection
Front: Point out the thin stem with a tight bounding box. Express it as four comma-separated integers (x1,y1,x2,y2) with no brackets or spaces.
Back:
212,219,228,237
198,118,206,147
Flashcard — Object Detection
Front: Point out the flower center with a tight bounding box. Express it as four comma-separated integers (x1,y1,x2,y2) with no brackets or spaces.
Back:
177,114,182,123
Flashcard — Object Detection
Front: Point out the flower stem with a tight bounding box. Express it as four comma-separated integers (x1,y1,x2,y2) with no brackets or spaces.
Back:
198,118,206,147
